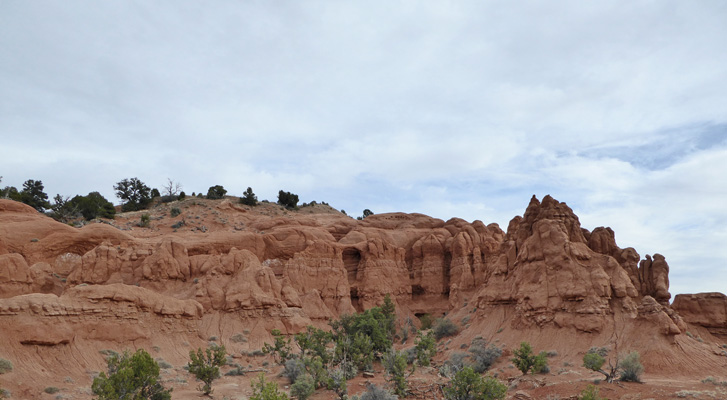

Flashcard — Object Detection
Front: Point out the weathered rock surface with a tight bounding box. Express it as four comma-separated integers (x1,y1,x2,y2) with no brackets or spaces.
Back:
673,292,727,337
470,195,683,336
0,195,726,391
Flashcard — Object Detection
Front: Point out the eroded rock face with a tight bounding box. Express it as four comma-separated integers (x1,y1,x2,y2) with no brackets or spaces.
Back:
673,293,727,337
0,195,724,384
639,254,671,304
473,195,682,335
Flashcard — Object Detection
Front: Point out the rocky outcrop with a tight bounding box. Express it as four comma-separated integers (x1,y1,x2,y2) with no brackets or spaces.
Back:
0,284,203,346
473,195,682,335
673,292,727,338
639,253,671,304
1,195,726,389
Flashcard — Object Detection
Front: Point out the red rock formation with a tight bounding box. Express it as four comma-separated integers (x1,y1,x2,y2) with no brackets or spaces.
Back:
673,292,727,338
472,195,681,336
0,195,726,391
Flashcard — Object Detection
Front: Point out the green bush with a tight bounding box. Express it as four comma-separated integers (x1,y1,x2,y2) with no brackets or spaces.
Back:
583,347,642,383
468,337,502,373
277,190,299,209
533,351,549,373
206,185,227,199
328,367,348,400
69,192,116,220
114,178,152,212
330,295,395,355
433,318,459,340
383,350,409,397
139,213,151,227
44,387,60,394
178,191,186,200
187,344,227,395
240,187,258,206
0,358,12,374
578,384,603,400
170,207,181,217
250,374,288,400
419,313,433,330
511,342,548,375
230,333,248,343
290,374,315,400
262,329,293,364
283,358,306,384
619,351,643,382
444,366,507,400
360,384,397,400
415,331,436,366
92,349,171,400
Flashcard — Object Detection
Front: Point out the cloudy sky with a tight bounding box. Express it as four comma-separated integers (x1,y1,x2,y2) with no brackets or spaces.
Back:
1,2,725,296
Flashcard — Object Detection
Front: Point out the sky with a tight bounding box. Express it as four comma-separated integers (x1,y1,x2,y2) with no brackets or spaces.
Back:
1,1,726,297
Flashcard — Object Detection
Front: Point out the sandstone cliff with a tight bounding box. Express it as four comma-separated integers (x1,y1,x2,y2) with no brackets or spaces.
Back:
0,196,725,396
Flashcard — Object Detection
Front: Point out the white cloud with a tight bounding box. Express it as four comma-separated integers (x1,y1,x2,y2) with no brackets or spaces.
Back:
1,1,726,295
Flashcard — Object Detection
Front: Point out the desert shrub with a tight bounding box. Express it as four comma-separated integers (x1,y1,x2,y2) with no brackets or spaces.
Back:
383,350,409,397
533,351,549,373
139,213,151,227
328,367,348,400
44,387,60,394
230,333,248,343
0,358,12,374
291,374,315,400
240,187,258,206
511,342,548,375
329,295,395,355
578,384,603,400
468,338,502,373
59,191,116,221
92,349,171,400
225,366,246,376
583,351,605,374
444,353,469,376
250,374,289,400
187,344,227,395
619,351,643,382
333,330,374,372
277,190,299,209
262,329,293,364
156,358,172,369
178,191,186,200
444,366,507,400
151,188,161,198
404,347,418,364
419,313,434,330
433,318,459,340
115,178,152,212
415,331,436,366
170,207,181,217
360,384,397,400
583,347,641,383
283,358,307,384
206,185,227,199
339,359,358,380
171,220,185,229
295,326,333,365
